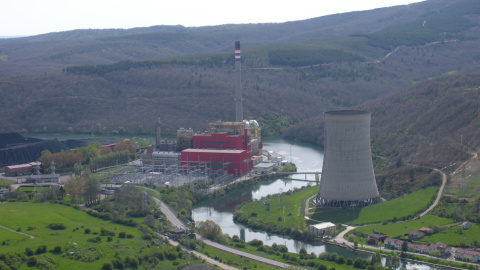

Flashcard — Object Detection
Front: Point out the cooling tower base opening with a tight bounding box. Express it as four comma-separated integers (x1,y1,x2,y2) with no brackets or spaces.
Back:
315,196,380,208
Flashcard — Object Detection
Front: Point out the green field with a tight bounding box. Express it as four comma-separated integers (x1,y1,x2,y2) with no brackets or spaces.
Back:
239,185,318,230
0,202,200,269
310,186,438,225
0,178,14,187
421,222,480,246
0,228,30,242
350,215,453,238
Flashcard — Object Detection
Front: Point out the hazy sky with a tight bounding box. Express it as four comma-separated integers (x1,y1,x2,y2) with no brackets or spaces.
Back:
2,0,425,37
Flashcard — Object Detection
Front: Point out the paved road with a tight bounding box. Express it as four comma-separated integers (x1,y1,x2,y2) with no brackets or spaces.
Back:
148,188,293,268
156,232,239,270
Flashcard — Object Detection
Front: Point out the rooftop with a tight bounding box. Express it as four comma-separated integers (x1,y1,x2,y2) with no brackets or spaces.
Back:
310,222,335,230
182,149,245,154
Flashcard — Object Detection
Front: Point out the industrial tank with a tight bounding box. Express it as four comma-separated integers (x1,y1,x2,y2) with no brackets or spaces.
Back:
317,110,379,207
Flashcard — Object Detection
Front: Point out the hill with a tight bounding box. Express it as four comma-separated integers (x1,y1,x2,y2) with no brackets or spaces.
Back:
0,0,479,137
0,0,461,76
284,72,480,174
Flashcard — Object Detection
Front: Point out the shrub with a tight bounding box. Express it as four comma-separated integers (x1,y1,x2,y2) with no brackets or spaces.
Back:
84,228,91,234
46,223,66,230
25,247,34,256
35,245,47,255
52,246,62,253
248,239,263,247
87,236,102,243
102,261,113,270
318,264,327,270
119,232,126,238
27,256,37,267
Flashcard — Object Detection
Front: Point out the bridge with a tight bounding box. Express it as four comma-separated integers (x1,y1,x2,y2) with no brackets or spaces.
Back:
275,171,321,182
276,171,321,175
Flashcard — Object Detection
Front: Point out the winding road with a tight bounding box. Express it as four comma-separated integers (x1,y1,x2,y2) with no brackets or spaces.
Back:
149,189,293,268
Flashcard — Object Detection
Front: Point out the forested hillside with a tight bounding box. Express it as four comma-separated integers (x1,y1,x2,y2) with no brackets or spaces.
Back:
0,0,461,76
0,0,479,171
284,72,480,175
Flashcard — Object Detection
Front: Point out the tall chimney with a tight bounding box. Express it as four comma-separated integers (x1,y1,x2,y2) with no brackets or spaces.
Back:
235,41,243,122
155,117,161,149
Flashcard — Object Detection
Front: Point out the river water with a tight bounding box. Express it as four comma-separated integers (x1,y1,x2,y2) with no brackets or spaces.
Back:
27,134,432,268
192,137,432,269
192,137,369,259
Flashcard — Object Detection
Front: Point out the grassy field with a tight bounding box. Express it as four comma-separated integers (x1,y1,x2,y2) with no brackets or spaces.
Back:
310,186,438,225
0,202,200,269
421,222,480,246
0,178,14,187
239,185,319,231
350,215,453,238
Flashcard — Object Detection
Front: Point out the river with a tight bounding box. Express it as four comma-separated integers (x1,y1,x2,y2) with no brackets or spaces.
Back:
26,134,432,268
193,137,369,259
192,137,432,269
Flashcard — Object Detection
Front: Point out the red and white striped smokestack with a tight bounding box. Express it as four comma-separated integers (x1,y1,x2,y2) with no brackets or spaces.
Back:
235,41,243,122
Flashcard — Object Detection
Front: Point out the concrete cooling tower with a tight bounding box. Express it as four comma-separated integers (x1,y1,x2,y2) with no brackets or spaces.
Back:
316,110,379,207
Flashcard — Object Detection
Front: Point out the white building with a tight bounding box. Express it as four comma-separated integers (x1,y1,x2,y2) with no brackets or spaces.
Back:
308,222,336,236
253,162,276,174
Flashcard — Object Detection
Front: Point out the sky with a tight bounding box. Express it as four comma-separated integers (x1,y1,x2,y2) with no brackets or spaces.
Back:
1,0,425,37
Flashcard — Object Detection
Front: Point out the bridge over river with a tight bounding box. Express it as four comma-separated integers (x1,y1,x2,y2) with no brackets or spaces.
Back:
275,171,321,181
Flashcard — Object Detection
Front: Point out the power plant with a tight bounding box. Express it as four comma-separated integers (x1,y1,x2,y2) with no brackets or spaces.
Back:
143,41,265,179
316,110,379,207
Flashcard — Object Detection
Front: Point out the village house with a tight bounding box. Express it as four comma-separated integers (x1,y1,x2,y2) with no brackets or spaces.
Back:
367,230,388,245
408,243,430,254
419,227,433,234
384,238,404,250
429,242,451,256
408,229,424,240
455,248,480,262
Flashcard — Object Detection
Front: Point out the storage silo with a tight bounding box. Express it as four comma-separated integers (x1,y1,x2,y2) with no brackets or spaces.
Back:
316,110,379,207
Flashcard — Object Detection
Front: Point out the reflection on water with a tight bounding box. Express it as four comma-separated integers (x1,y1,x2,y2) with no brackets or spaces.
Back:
192,138,365,257
192,138,435,268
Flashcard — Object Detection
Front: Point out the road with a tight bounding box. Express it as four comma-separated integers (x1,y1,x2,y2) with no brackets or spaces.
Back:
148,188,293,268
419,168,447,217
0,224,35,239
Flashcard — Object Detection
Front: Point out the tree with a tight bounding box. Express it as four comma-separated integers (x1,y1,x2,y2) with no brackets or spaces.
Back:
371,252,382,265
144,214,155,228
197,220,227,243
65,175,84,203
401,241,408,252
391,255,401,270
82,173,100,204
385,254,393,269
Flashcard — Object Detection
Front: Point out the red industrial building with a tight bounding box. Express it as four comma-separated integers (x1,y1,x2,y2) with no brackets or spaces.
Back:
4,162,41,176
181,149,251,176
193,132,244,150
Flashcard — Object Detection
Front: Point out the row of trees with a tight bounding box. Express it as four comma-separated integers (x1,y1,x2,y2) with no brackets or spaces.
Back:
38,139,136,174
64,173,100,204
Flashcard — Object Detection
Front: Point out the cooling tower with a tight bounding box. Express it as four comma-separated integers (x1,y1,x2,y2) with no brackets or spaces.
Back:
317,110,379,207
